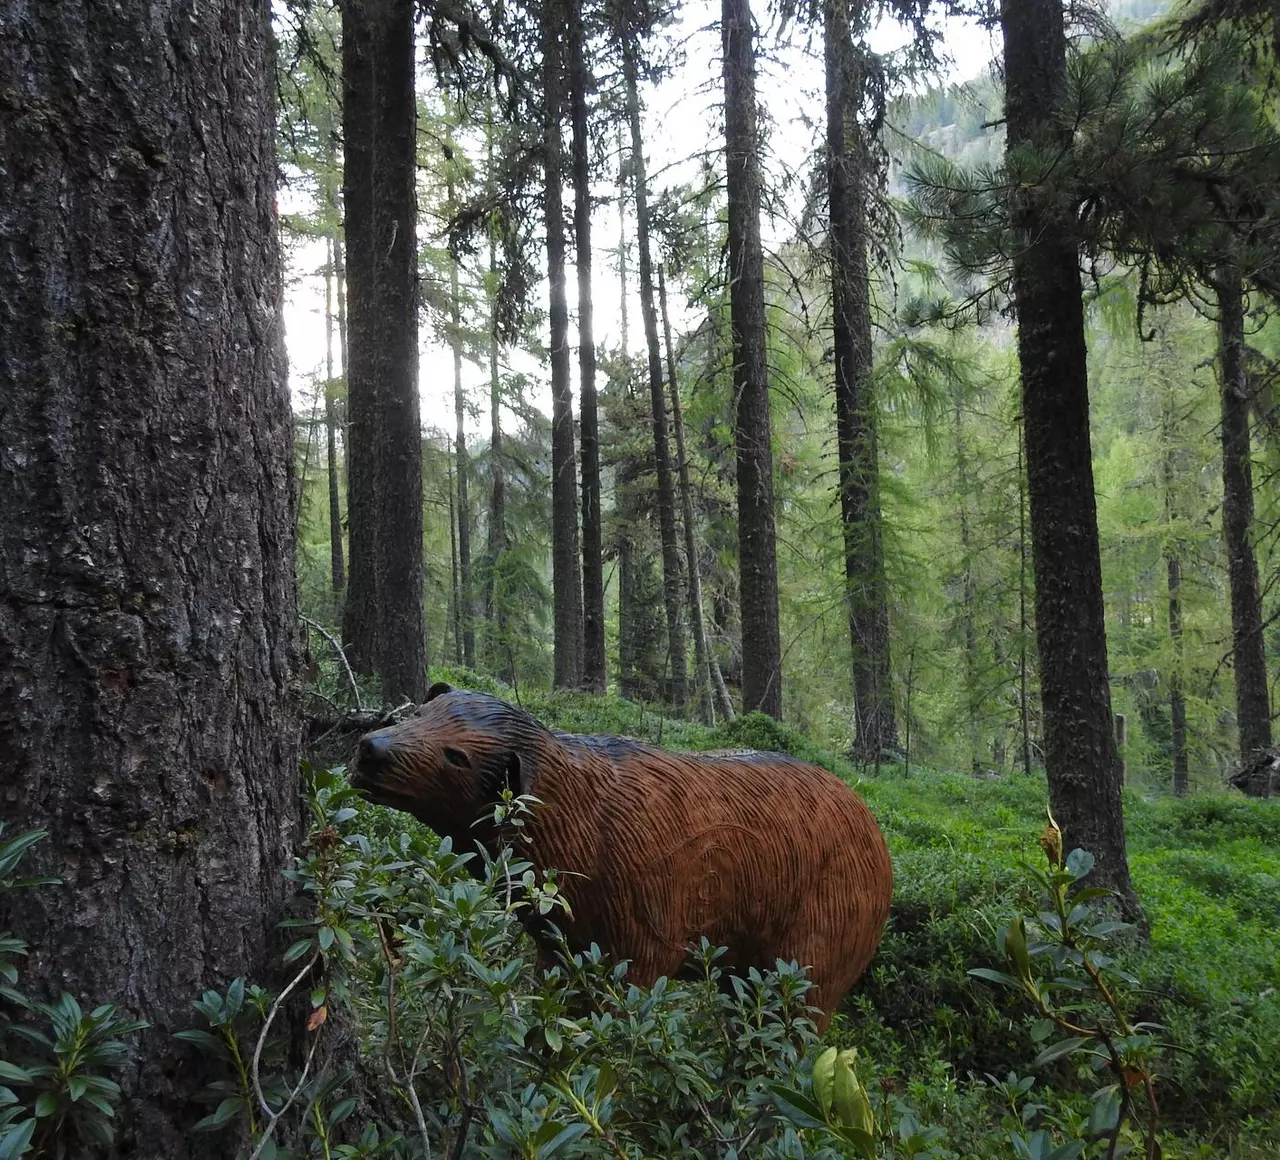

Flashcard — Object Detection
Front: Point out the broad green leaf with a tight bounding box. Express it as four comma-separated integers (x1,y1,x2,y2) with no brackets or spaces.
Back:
1065,849,1095,880
811,1046,837,1120
0,1118,36,1160
769,1085,829,1131
968,968,1018,987
1033,1036,1091,1067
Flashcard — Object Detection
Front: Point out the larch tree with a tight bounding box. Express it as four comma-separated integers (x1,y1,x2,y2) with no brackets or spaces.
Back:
824,0,899,758
721,0,783,718
623,28,689,712
342,0,429,702
447,169,476,671
1000,0,1137,911
0,0,299,1150
544,0,585,688
659,264,724,722
571,0,607,693
1215,258,1271,766
325,229,348,600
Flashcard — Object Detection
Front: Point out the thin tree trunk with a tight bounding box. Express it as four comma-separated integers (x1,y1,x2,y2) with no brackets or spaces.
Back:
449,464,463,665
953,398,980,775
1216,260,1272,767
1018,419,1033,779
1002,0,1137,915
335,232,348,377
825,0,898,757
623,36,688,712
1167,550,1189,796
1160,384,1189,796
483,112,508,655
0,1,299,1150
343,0,427,701
545,0,584,688
571,0,606,693
341,0,381,677
618,125,630,358
722,0,783,719
325,232,347,598
660,266,718,723
448,177,474,670
619,529,637,697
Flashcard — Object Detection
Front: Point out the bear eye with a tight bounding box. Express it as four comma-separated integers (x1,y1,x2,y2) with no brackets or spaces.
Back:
442,746,470,769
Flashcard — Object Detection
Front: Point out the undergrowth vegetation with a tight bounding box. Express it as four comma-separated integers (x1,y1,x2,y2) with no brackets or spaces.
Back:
5,674,1278,1157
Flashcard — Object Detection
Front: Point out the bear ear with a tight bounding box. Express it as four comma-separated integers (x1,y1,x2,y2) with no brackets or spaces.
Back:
425,681,455,703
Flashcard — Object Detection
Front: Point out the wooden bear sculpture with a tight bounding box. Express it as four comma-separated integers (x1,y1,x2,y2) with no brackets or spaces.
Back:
351,683,893,1030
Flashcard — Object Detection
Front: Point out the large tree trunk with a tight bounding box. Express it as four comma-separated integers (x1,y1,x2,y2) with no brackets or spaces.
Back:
624,37,688,712
824,3,898,757
1001,0,1138,913
659,266,721,723
571,0,607,694
544,0,584,689
1216,261,1272,767
0,1,299,1152
448,177,475,671
342,0,428,701
721,0,783,719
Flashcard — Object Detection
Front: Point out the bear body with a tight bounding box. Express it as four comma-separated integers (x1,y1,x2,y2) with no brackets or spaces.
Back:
352,685,893,1030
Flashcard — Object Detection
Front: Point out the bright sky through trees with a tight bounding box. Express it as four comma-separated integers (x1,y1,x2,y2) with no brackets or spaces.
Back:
279,5,995,435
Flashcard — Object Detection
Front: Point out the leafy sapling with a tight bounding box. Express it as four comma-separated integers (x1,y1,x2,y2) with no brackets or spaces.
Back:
969,812,1165,1160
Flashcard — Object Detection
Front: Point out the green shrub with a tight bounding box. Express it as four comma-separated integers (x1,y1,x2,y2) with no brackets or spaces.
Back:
0,825,145,1159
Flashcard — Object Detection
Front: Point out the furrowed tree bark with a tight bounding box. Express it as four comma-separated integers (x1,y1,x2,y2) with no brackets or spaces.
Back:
624,35,688,712
370,0,427,702
659,265,718,723
825,1,899,758
0,1,299,1153
571,0,606,693
721,0,783,719
544,0,584,688
448,176,475,670
1001,0,1138,913
1216,261,1272,768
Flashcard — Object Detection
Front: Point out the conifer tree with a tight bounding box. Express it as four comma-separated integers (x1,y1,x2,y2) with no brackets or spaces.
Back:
1001,0,1137,912
342,0,428,700
623,29,689,712
544,0,585,688
722,0,783,718
824,0,899,757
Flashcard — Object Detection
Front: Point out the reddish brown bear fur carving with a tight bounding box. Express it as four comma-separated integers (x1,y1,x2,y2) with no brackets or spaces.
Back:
351,683,893,1031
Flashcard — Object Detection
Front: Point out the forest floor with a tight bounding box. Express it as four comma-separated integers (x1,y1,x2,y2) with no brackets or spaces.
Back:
322,667,1280,1156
